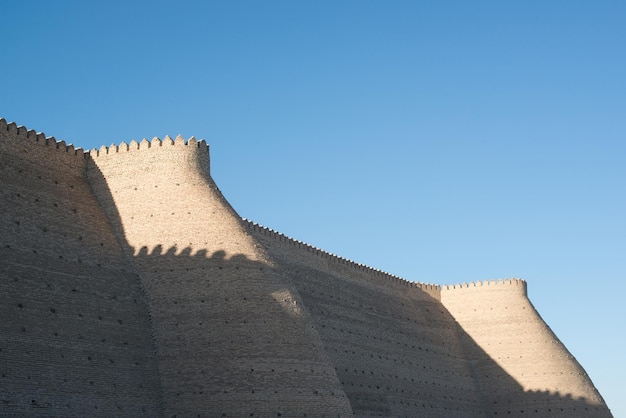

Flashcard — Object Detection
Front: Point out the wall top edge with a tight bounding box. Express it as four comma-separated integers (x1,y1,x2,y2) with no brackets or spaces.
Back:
441,278,527,290
1,118,208,158
89,136,208,157
241,217,440,290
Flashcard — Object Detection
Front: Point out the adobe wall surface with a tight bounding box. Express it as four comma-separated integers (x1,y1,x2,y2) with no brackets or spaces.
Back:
245,222,484,417
0,120,162,416
441,280,610,417
87,138,353,417
0,118,612,417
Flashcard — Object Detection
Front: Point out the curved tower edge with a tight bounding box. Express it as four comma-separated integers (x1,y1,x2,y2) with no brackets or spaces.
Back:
441,280,612,417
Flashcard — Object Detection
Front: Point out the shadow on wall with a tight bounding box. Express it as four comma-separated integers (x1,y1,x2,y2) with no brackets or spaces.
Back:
124,245,356,417
124,246,611,418
270,248,612,417
1,126,609,417
85,139,611,418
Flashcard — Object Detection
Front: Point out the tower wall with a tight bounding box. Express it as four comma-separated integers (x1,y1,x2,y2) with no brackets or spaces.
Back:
87,137,352,417
0,118,612,417
0,120,162,417
441,280,610,417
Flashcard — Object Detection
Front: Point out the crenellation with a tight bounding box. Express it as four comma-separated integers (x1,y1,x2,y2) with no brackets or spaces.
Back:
0,118,612,418
443,278,527,291
139,138,150,149
7,121,17,134
242,218,441,292
87,136,208,160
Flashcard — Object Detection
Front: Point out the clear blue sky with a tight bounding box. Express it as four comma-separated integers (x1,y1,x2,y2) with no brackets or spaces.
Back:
2,1,624,415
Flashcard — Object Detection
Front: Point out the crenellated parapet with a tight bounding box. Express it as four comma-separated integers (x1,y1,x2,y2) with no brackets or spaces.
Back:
442,278,526,291
0,117,86,157
242,218,440,293
1,117,613,417
89,135,207,158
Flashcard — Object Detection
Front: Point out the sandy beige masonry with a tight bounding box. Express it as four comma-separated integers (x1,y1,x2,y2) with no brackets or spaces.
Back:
0,118,612,417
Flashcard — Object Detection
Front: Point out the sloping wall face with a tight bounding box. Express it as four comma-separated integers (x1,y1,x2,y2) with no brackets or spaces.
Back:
441,281,611,418
0,121,162,416
87,138,353,417
0,119,612,417
246,223,486,417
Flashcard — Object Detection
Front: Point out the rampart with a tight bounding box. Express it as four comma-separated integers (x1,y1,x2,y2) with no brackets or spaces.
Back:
0,118,612,417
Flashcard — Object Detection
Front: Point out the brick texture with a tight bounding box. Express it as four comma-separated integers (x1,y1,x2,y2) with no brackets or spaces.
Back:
0,118,612,417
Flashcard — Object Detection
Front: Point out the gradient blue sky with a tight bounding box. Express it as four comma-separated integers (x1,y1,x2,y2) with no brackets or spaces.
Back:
2,1,624,415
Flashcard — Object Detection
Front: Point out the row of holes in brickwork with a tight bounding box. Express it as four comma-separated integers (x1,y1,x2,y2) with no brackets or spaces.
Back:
16,303,127,322
5,246,105,266
12,326,134,345
174,387,337,397
12,192,78,208
321,323,455,359
0,373,149,394
342,378,479,402
300,285,446,323
307,295,448,330
2,399,151,413
11,220,105,244
216,413,311,417
351,395,476,411
490,406,602,415
8,173,69,187
319,321,453,351
336,362,475,386
339,366,478,396
0,344,144,367
11,279,135,301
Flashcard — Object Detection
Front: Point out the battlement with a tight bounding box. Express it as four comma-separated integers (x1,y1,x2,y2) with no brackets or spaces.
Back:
442,278,527,291
0,117,86,157
89,135,208,158
0,117,612,417
243,218,440,293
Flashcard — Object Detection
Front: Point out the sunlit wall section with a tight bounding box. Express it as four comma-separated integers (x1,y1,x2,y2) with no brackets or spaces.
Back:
441,280,611,417
88,138,352,417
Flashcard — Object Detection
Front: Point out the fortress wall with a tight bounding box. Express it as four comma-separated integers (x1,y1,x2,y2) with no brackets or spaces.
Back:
88,139,353,417
244,220,440,300
0,119,162,416
246,221,486,417
2,118,612,417
441,280,611,417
